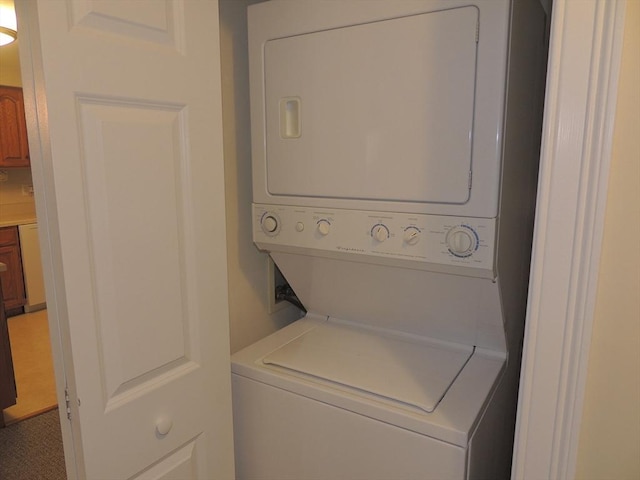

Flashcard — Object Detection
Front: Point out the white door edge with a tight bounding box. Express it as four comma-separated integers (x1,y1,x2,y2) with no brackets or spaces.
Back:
15,1,84,477
512,0,627,479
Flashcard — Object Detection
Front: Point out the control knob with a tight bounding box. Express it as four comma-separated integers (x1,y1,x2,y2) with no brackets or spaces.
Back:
446,225,478,257
403,227,421,246
372,224,389,242
261,213,280,235
317,219,331,236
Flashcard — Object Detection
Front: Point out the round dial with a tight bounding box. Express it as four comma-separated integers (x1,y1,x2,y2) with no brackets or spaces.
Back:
403,227,421,246
317,220,331,236
260,213,280,236
446,225,478,257
372,224,389,242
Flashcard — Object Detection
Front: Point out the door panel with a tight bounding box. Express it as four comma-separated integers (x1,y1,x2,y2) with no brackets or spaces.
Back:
78,100,193,402
0,284,17,418
18,0,234,477
131,439,199,480
0,242,26,311
70,0,182,48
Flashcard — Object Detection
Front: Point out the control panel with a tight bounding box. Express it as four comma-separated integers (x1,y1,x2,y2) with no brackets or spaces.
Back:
254,204,496,274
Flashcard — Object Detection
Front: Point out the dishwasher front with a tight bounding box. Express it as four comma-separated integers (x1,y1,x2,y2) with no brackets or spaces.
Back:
18,223,46,312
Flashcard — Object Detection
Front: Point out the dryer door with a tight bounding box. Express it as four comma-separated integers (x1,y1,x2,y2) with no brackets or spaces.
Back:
263,6,478,205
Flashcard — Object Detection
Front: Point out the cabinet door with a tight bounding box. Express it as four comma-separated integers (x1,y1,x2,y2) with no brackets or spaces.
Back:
0,244,26,311
0,86,30,168
0,287,17,419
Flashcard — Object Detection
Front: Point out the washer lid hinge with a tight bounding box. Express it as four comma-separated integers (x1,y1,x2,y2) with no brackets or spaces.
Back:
65,386,72,420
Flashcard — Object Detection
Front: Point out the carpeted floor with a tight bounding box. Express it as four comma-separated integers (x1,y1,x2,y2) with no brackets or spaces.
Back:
0,408,67,479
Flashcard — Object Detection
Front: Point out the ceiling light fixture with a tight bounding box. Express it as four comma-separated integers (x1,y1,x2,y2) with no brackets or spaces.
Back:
0,25,17,46
0,1,17,46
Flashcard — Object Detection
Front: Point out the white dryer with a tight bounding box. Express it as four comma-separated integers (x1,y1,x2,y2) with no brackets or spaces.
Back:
232,0,548,478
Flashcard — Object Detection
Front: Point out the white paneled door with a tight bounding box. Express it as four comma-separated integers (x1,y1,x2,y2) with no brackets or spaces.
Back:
16,0,234,478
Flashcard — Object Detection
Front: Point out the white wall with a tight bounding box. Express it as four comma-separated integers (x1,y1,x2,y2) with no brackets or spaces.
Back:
0,40,21,86
219,0,301,353
574,2,640,478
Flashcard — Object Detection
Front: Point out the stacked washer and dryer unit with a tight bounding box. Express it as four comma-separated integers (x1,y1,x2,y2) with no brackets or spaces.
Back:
231,0,548,478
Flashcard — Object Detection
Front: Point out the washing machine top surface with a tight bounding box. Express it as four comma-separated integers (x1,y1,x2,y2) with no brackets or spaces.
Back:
263,320,473,413
232,315,506,446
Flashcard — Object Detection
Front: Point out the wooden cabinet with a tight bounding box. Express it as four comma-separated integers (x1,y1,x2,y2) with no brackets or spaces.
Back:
0,269,17,426
0,86,30,168
0,227,26,313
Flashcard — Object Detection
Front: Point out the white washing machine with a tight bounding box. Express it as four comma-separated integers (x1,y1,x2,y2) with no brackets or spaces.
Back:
232,0,548,478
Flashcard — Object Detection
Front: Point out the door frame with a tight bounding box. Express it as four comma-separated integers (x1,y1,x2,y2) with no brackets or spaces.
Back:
512,0,627,478
13,0,627,478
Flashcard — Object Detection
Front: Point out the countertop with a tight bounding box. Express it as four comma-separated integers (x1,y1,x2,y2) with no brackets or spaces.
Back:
0,202,37,228
0,215,37,228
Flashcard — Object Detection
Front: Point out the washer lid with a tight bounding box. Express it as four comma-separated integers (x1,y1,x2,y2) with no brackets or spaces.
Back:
263,321,474,413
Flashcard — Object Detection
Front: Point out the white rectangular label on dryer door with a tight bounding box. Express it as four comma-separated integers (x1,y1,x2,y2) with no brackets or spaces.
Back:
263,7,479,205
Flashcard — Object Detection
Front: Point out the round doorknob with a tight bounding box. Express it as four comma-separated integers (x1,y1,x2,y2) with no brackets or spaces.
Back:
156,417,173,436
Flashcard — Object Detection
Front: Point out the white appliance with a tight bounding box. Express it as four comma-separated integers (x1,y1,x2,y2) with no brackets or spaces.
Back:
18,223,46,312
232,0,548,478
